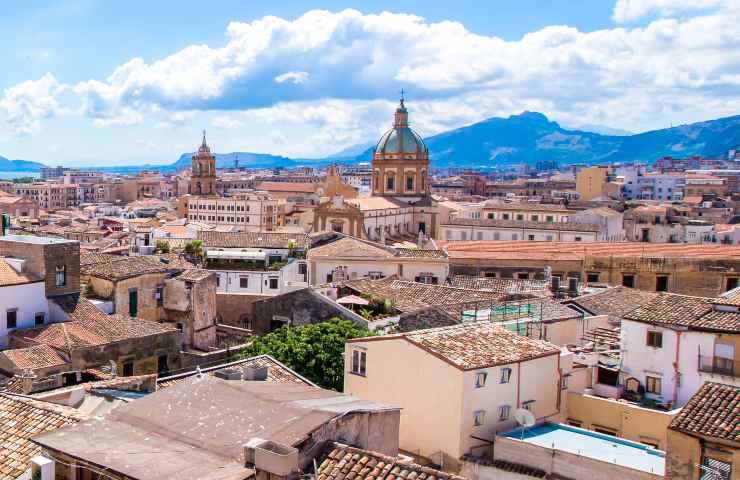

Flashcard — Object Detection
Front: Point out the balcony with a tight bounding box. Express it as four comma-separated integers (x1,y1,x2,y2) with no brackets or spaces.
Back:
698,355,740,378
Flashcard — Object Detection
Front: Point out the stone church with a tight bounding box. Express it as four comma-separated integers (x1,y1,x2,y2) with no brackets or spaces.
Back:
314,97,438,242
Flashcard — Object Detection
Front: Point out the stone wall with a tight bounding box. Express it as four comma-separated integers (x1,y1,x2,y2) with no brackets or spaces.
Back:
0,237,80,296
216,293,270,328
249,288,368,336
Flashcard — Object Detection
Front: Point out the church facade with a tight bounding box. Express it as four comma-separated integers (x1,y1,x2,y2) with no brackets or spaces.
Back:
314,98,437,242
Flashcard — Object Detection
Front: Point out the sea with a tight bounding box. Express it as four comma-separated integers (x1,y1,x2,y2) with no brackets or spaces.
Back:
0,171,39,180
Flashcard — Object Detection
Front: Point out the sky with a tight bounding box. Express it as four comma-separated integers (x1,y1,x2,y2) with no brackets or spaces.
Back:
0,0,738,166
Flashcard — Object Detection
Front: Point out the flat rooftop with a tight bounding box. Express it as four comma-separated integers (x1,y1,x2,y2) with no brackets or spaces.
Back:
0,234,77,245
502,423,664,476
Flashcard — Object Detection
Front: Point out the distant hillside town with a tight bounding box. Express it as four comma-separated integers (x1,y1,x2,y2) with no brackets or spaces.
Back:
0,98,738,480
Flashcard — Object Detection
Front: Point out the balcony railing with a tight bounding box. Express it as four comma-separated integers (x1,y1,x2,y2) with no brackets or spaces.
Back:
698,355,740,377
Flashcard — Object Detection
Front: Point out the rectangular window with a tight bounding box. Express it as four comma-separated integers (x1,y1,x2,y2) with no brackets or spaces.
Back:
122,362,134,377
646,331,663,348
487,213,495,220
587,273,599,283
406,176,414,191
6,309,17,329
531,215,539,222
523,400,535,413
155,286,164,307
351,349,367,376
269,277,279,289
645,376,662,395
498,405,511,421
502,213,510,220
475,372,487,388
368,271,383,280
528,235,535,241
500,367,512,383
239,276,249,288
473,410,485,426
516,214,524,220
622,274,635,288
574,237,582,242
55,265,66,287
546,215,554,222
725,277,739,292
594,426,617,437
34,312,45,326
386,176,395,191
157,354,169,373
656,275,669,292
517,273,528,279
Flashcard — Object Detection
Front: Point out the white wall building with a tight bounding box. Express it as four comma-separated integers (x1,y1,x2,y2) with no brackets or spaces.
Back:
441,218,600,242
0,259,50,348
620,292,740,408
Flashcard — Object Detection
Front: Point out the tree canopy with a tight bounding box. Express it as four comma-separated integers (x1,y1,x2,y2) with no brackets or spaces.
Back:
241,319,372,391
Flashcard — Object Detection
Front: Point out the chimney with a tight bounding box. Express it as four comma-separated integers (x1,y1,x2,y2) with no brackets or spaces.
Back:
550,276,560,293
214,368,243,381
243,366,269,381
248,440,300,480
30,456,55,480
20,370,37,394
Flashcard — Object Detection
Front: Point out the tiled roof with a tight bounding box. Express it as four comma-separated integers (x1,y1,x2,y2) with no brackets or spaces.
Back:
0,393,83,479
81,254,192,281
442,218,601,232
156,354,314,389
345,196,406,211
79,252,127,267
1,345,69,372
12,294,178,351
351,322,560,370
0,259,41,287
712,288,740,306
176,269,213,283
669,382,739,443
623,293,740,333
438,241,740,262
448,275,550,296
343,277,504,313
318,443,465,480
198,230,311,249
568,287,659,317
309,236,446,260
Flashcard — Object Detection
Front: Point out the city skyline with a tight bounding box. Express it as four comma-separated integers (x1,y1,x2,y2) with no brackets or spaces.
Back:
0,0,738,166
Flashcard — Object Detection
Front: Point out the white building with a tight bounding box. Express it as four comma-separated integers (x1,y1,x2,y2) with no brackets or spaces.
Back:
570,207,625,242
308,235,448,285
182,192,278,232
198,231,309,296
620,292,740,408
440,218,600,242
0,259,50,348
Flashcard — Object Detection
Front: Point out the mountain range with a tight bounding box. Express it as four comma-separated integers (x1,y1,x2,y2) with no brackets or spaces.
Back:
2,112,738,173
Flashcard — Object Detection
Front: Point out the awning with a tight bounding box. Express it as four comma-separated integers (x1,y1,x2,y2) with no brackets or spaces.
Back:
206,250,267,261
337,295,370,306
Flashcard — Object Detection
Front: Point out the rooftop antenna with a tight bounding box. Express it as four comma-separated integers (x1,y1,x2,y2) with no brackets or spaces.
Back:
514,408,536,441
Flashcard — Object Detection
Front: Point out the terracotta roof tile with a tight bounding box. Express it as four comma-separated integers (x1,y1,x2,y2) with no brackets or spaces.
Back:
448,275,549,296
568,287,659,317
0,393,83,478
81,254,193,281
669,382,739,442
623,293,740,333
318,443,465,480
0,259,42,287
198,231,310,249
0,345,69,372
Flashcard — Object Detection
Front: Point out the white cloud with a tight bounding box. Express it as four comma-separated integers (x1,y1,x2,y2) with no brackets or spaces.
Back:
274,71,309,84
3,6,739,154
613,0,726,23
0,73,65,135
211,115,243,129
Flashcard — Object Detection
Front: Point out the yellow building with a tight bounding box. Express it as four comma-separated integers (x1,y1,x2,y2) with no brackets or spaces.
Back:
666,382,739,479
576,166,620,201
344,322,568,470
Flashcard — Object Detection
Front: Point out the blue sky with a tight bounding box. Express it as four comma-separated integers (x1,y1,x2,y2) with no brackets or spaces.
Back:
0,0,737,166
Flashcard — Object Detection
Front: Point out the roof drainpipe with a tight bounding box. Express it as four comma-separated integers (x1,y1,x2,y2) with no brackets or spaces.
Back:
672,330,681,407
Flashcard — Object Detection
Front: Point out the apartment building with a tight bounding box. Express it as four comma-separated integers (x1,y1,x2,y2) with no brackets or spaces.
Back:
181,192,278,232
10,183,79,210
666,382,738,480
308,235,448,285
198,231,310,296
481,200,575,223
344,321,569,469
441,217,600,242
620,292,740,409
576,166,621,201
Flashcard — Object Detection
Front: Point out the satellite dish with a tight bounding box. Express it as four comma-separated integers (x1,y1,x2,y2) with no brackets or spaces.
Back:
514,408,536,427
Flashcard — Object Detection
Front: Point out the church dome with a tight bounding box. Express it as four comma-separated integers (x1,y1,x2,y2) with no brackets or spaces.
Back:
375,99,428,156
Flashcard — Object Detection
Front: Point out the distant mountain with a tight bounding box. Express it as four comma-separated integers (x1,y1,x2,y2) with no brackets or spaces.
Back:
170,151,296,171
327,141,376,159
0,156,44,171
353,112,740,168
563,123,633,136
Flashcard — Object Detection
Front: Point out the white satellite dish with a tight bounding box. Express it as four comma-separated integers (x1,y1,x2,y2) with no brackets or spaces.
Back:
514,408,536,427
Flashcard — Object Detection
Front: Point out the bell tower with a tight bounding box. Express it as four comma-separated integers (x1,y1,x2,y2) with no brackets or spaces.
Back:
190,130,216,196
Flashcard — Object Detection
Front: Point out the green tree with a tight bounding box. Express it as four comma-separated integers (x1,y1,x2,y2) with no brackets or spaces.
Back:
241,319,373,391
183,239,204,262
155,239,171,253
